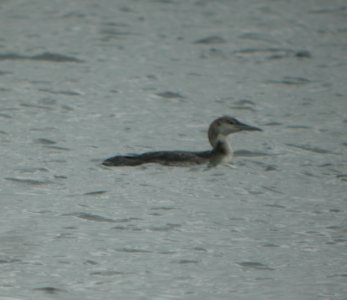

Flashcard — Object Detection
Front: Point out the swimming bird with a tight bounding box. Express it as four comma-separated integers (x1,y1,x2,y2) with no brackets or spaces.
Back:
102,116,262,167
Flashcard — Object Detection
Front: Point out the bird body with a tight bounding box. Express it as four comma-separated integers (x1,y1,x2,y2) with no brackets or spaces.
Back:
102,116,261,167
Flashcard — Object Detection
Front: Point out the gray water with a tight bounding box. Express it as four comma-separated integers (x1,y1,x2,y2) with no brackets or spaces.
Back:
0,0,346,299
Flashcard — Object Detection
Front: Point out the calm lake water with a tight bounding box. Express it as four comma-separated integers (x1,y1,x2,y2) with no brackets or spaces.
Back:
0,0,346,299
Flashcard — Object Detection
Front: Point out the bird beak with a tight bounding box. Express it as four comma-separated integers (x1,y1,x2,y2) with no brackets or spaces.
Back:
237,122,262,131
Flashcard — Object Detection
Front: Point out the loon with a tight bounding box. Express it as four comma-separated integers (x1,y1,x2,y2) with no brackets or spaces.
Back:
102,116,262,167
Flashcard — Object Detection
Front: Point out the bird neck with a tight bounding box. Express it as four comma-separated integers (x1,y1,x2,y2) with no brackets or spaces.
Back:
213,137,232,156
208,127,232,156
